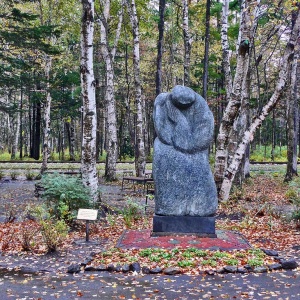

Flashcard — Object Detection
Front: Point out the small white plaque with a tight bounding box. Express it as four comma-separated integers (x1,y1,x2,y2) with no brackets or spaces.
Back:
77,209,98,221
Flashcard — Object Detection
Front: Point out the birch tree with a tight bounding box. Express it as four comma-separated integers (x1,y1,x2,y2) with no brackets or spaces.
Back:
98,0,124,181
156,0,166,96
41,56,52,173
80,0,99,202
285,9,300,182
214,0,258,192
182,0,191,86
126,0,146,177
219,8,300,202
202,0,211,100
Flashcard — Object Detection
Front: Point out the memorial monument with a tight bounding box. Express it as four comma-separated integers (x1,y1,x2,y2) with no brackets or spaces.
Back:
152,85,218,236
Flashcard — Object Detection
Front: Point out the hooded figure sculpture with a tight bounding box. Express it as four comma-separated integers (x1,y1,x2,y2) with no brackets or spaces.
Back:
153,85,218,216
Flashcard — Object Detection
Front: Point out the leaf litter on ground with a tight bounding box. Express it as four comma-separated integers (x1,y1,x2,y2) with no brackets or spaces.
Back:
0,174,299,275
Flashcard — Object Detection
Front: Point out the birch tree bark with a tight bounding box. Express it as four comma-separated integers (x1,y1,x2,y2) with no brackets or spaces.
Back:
41,56,52,173
285,30,299,181
182,0,191,86
219,9,300,202
126,0,146,177
202,0,211,99
11,103,20,160
214,0,256,192
80,0,99,202
98,0,124,181
156,0,166,96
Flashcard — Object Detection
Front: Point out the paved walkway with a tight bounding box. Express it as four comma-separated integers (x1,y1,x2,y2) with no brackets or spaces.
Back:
0,267,299,299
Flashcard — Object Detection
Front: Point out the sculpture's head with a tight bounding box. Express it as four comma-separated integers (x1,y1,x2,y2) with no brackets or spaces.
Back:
170,85,195,109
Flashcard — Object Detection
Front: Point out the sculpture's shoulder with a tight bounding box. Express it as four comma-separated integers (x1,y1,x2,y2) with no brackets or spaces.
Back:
154,92,169,107
194,93,214,118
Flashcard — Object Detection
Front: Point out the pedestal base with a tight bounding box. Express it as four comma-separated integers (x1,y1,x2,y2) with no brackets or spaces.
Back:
152,215,216,238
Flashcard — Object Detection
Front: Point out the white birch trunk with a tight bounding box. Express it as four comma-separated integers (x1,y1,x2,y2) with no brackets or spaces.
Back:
41,56,52,173
285,37,299,181
11,101,20,160
182,0,191,86
219,10,300,202
80,0,99,202
69,119,76,161
126,0,146,177
214,0,256,191
98,0,123,181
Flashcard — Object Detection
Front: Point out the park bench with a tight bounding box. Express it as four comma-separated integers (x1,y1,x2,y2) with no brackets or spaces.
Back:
121,170,152,193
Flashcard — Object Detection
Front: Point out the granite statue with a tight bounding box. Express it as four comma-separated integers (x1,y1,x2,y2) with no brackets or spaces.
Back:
153,85,218,217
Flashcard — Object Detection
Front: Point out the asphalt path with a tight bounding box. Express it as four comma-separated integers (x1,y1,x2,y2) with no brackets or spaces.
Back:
0,268,299,299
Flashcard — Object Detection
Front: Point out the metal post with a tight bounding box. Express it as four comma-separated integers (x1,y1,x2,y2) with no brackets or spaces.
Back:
86,220,89,242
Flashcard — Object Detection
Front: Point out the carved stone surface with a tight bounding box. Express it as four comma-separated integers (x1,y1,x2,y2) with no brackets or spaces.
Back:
153,85,217,217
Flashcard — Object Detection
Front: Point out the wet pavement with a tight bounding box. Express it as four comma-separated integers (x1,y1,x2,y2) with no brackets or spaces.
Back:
0,267,299,299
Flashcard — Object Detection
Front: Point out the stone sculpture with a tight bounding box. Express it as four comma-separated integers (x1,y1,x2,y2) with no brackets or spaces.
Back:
153,85,218,218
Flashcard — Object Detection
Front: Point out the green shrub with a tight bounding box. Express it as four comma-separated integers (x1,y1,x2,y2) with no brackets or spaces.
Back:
285,188,298,202
10,171,18,180
25,169,36,180
40,173,92,222
32,205,68,253
119,198,144,228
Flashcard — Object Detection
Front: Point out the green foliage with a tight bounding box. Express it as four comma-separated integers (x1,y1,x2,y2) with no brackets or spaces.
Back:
201,259,217,267
250,145,287,162
10,171,18,180
287,178,300,224
40,173,92,222
248,248,265,259
210,1,222,16
177,260,194,267
228,23,240,39
247,258,264,268
139,248,154,257
119,198,144,228
183,247,208,258
285,188,298,202
0,171,4,180
25,169,36,180
212,251,230,259
225,258,239,266
33,205,68,253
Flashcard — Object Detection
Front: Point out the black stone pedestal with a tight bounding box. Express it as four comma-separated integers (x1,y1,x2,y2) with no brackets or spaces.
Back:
152,215,216,238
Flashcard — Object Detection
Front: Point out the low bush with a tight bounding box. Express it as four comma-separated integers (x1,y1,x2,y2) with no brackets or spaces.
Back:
32,205,68,252
40,173,93,222
119,198,144,228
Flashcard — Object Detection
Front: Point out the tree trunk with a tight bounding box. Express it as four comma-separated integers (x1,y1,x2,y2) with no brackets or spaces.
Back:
41,56,52,174
202,0,211,100
156,0,166,96
80,0,99,202
65,119,76,161
219,9,300,201
126,0,146,177
98,0,123,180
285,41,299,181
214,0,256,192
19,85,23,159
32,100,41,160
11,101,20,160
182,0,191,86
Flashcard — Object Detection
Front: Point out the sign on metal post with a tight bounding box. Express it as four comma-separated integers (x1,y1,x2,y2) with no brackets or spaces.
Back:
77,209,98,242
